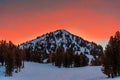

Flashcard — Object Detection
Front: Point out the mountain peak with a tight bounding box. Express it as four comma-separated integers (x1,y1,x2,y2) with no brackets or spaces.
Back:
20,29,103,63
54,29,69,33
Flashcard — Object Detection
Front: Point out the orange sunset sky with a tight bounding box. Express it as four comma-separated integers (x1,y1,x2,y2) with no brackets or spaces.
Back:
0,0,120,48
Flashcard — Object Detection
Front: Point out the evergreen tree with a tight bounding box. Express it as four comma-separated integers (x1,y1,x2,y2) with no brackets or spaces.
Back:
74,53,80,67
63,48,73,68
24,47,33,61
0,40,7,66
54,48,63,68
80,53,89,66
5,41,15,76
14,48,23,73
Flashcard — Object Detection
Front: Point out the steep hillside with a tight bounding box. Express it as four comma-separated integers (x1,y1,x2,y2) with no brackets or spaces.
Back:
20,29,103,63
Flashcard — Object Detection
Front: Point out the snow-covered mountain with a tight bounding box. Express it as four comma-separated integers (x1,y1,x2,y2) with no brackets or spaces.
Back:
20,29,103,61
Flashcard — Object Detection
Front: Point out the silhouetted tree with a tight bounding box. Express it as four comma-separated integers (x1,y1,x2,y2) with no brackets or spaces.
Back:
102,31,120,78
0,40,7,66
0,40,24,76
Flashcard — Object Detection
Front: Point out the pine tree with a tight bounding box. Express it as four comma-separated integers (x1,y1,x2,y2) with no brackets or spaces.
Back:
5,41,15,76
54,48,63,68
0,40,7,66
14,47,23,73
24,47,32,61
74,53,80,67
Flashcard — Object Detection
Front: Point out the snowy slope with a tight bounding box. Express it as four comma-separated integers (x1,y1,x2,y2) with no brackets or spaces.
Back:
0,62,119,80
19,29,103,62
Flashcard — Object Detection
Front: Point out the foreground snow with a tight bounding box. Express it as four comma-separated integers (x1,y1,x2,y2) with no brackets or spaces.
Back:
0,62,120,80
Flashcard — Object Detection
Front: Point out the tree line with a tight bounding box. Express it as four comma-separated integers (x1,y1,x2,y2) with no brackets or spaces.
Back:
0,40,24,76
23,45,102,68
50,48,89,68
101,31,120,78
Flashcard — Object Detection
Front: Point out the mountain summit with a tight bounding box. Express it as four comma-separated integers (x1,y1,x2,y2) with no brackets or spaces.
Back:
20,29,103,63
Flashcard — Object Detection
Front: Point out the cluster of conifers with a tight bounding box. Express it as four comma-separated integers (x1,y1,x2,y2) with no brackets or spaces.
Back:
23,45,102,68
102,31,120,78
50,48,89,68
0,40,24,76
